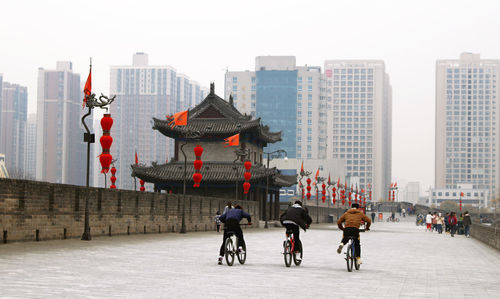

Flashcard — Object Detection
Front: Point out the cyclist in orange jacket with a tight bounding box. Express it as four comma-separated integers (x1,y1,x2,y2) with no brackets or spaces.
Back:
336,203,371,265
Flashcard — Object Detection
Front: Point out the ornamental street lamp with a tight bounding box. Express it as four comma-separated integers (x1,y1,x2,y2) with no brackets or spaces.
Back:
81,61,115,241
315,176,326,224
179,129,202,234
233,147,250,202
264,149,287,229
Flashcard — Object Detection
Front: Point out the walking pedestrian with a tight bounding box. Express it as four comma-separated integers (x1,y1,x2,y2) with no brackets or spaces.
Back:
432,212,438,231
371,211,376,223
402,208,406,218
214,210,221,233
436,213,444,234
425,212,433,231
449,212,458,237
444,213,450,233
463,211,472,238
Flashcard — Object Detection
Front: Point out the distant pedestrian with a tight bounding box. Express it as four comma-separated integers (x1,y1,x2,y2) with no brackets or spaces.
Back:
436,213,444,234
371,211,376,223
214,210,221,233
425,212,433,231
402,208,406,218
463,211,472,238
223,201,233,215
449,212,458,237
432,212,438,231
444,213,450,233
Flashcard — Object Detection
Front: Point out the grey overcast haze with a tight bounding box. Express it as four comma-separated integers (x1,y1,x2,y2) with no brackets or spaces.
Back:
2,0,500,194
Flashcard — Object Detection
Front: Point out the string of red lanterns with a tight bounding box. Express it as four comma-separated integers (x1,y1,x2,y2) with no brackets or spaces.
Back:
140,179,145,192
321,182,326,203
110,166,117,189
306,178,312,200
243,160,251,194
99,114,113,174
193,145,203,188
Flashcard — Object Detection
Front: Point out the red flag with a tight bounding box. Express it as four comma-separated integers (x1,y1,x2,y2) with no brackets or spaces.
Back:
82,66,91,108
328,174,331,185
224,133,240,147
337,178,340,187
167,110,188,127
301,161,304,173
135,151,139,165
394,182,397,188
315,168,320,180
460,192,464,197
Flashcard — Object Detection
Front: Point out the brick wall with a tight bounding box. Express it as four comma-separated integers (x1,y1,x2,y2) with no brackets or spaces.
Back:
471,221,500,251
0,178,260,243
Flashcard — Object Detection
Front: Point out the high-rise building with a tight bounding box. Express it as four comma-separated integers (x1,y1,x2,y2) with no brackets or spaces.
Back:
36,61,86,185
225,56,323,159
324,60,392,201
109,53,207,190
435,53,500,204
25,113,37,178
0,80,28,174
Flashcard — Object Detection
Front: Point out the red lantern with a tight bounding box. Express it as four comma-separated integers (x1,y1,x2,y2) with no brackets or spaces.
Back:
348,199,352,206
342,199,345,205
193,160,203,170
100,114,113,131
322,196,326,203
306,192,311,200
307,185,311,192
110,185,116,189
193,145,204,157
193,173,202,188
111,167,116,175
140,179,144,185
306,178,311,185
110,176,116,183
140,186,145,192
100,135,113,150
332,197,336,205
139,179,145,192
243,182,251,194
244,160,252,170
332,187,336,193
99,154,112,173
244,172,252,181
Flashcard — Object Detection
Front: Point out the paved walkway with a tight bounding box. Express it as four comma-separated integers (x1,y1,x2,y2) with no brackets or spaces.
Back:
1,216,499,298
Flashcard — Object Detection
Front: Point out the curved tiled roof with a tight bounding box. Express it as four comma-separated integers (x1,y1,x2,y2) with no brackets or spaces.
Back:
152,88,281,143
131,161,296,187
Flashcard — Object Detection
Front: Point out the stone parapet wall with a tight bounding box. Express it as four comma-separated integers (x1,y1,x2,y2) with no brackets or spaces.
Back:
471,221,500,251
0,179,259,243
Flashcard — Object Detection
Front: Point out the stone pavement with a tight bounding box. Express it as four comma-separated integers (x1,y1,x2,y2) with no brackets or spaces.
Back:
1,215,499,298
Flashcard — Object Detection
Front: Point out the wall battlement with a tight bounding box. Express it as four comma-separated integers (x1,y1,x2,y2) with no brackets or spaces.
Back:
0,178,259,243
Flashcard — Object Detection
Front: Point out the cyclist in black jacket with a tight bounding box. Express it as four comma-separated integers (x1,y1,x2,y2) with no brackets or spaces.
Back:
218,205,252,264
279,201,312,260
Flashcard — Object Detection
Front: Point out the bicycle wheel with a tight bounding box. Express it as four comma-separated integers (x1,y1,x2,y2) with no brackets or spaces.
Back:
346,244,353,272
225,237,235,266
293,246,303,266
283,240,292,267
237,244,246,264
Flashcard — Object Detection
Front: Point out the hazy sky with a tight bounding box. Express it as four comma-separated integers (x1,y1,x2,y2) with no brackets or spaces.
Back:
2,0,500,194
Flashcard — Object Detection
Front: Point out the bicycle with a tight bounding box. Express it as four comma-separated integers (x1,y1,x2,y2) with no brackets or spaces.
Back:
224,223,249,266
282,228,302,267
386,216,400,222
344,228,365,272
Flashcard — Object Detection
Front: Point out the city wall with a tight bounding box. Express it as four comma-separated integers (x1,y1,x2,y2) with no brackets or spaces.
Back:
0,178,260,243
471,221,500,251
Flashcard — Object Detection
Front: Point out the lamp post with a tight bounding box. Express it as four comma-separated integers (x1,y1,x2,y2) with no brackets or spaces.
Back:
264,149,287,229
80,84,115,241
